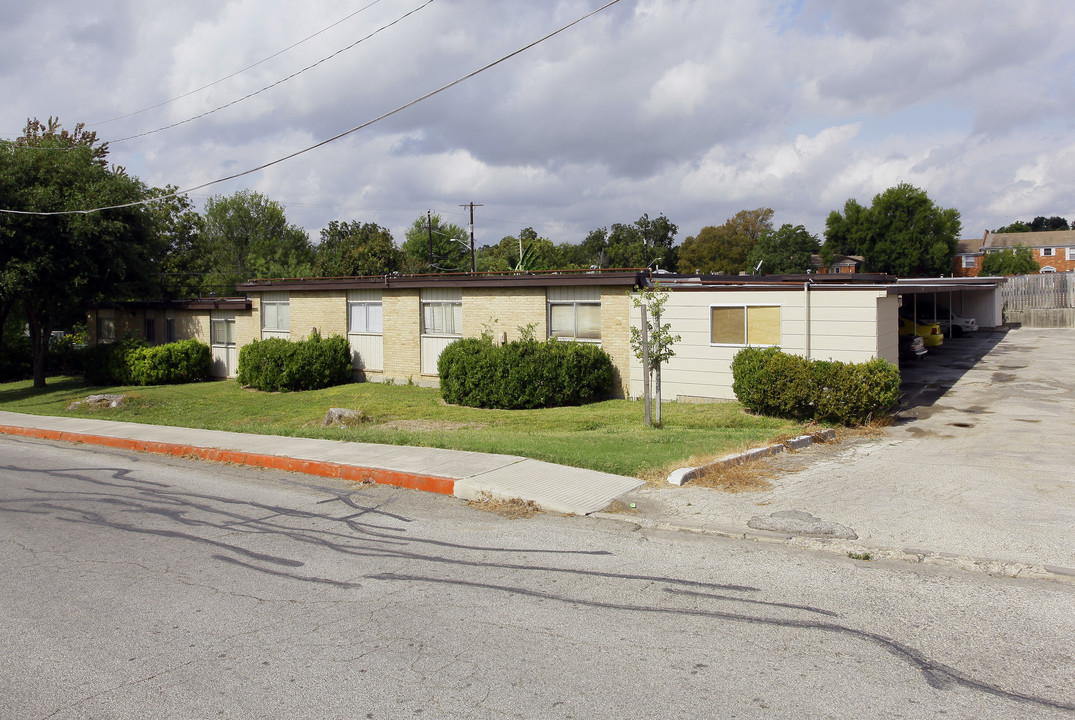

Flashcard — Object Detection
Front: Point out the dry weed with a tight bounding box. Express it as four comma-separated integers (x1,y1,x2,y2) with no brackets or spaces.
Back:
690,461,773,493
466,491,543,519
600,499,639,514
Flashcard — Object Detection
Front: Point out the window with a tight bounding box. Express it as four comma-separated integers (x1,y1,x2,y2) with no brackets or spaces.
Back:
1041,247,1054,257
96,312,115,344
349,302,383,333
165,318,176,343
144,318,156,343
1066,247,1075,261
549,303,601,340
261,292,289,335
962,255,977,268
711,305,780,346
211,317,236,346
422,301,462,335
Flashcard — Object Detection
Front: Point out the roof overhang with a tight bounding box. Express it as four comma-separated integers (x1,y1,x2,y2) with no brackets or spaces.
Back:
237,269,647,293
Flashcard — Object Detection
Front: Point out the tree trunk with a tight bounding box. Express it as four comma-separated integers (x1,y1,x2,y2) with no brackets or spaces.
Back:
26,308,51,389
655,364,662,427
641,305,651,427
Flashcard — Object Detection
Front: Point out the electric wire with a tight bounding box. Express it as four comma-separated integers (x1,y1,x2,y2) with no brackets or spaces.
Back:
107,0,436,144
0,0,625,217
87,0,386,127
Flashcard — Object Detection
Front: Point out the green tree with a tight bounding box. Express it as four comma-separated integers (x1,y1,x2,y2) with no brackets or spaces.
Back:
583,214,679,270
400,212,470,273
996,216,1070,233
746,224,821,274
629,283,680,427
200,190,313,294
147,186,206,299
678,208,774,274
994,221,1031,233
825,183,960,277
979,246,1039,275
0,117,159,387
477,227,556,272
313,220,400,277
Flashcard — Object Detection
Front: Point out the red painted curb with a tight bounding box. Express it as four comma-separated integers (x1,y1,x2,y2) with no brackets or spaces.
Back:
0,424,456,496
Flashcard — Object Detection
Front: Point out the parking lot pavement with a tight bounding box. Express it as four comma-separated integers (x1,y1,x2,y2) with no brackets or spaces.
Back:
621,327,1075,578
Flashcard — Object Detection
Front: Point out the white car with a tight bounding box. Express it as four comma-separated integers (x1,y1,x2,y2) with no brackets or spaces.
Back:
915,305,977,337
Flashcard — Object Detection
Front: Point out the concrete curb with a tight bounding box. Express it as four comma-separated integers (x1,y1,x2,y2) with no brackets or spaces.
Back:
667,429,837,486
0,425,457,496
589,512,1075,585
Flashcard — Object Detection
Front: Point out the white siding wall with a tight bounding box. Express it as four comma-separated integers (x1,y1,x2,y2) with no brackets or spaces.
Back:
630,287,890,401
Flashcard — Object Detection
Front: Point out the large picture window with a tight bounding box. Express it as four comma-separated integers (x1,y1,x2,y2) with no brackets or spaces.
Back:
711,305,780,346
422,301,462,335
549,303,601,341
349,302,383,333
211,317,236,346
261,291,289,336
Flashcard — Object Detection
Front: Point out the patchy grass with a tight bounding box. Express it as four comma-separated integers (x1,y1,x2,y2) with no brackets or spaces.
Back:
466,492,543,519
0,376,806,479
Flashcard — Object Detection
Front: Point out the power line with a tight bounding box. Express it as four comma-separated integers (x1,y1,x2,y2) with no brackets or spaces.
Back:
86,1,386,127
0,0,625,217
106,0,436,144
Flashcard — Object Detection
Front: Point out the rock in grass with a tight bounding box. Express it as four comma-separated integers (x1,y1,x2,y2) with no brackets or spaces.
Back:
321,408,368,427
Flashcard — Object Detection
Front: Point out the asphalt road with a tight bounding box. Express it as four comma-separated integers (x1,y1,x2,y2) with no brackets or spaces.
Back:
2,435,1073,719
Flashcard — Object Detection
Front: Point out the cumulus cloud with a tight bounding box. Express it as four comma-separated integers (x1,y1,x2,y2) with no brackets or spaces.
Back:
2,0,1075,247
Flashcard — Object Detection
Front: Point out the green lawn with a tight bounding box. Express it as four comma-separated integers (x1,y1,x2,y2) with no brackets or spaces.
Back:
0,377,805,479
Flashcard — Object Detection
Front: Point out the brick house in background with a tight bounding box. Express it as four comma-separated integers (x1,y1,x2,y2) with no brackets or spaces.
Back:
979,229,1075,273
952,235,985,277
809,254,863,274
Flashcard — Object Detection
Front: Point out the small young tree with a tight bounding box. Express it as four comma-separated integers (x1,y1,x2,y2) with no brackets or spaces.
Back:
629,283,680,426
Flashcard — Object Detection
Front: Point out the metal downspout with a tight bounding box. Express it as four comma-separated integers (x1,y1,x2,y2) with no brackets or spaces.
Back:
804,281,811,361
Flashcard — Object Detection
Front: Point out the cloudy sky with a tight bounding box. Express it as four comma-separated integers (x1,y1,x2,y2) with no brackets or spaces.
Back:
3,0,1074,250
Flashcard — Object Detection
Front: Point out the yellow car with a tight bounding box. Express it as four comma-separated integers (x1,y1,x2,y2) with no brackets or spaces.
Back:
899,316,943,347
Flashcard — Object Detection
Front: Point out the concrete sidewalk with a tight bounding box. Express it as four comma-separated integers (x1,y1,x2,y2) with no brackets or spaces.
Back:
0,410,643,516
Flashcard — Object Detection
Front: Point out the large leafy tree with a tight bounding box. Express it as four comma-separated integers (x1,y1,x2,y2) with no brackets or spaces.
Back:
147,185,206,299
199,190,313,293
746,224,821,274
979,246,1039,276
0,117,159,387
400,212,470,273
313,220,400,277
582,213,679,270
825,183,960,277
677,208,774,274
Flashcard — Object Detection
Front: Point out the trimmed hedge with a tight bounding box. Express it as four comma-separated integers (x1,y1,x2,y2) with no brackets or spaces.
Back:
237,332,352,392
438,338,613,409
731,347,899,425
83,337,211,386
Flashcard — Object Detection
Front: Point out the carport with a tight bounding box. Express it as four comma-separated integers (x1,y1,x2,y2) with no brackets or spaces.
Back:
893,277,1005,336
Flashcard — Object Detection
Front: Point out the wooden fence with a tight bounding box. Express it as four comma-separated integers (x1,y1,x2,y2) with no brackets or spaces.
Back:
1002,273,1075,310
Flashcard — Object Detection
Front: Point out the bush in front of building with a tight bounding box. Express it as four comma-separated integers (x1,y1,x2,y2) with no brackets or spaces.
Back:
731,347,899,425
237,332,352,392
438,338,614,409
126,339,212,385
83,337,211,386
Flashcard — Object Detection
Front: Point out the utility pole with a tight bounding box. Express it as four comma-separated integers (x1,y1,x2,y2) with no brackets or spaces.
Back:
460,202,483,273
426,210,434,266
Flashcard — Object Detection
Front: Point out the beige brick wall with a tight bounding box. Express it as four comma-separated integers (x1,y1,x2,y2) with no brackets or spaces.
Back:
462,287,546,342
288,291,348,340
383,290,422,380
600,288,632,398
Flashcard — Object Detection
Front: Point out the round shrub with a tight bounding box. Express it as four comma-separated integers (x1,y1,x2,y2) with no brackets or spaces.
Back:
237,332,351,392
732,347,899,425
438,338,613,409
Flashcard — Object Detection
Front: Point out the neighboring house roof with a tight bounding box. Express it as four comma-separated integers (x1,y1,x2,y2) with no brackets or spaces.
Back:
983,229,1075,249
955,237,985,254
809,253,863,267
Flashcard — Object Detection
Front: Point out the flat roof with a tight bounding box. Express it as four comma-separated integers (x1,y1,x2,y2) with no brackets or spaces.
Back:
237,269,646,292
